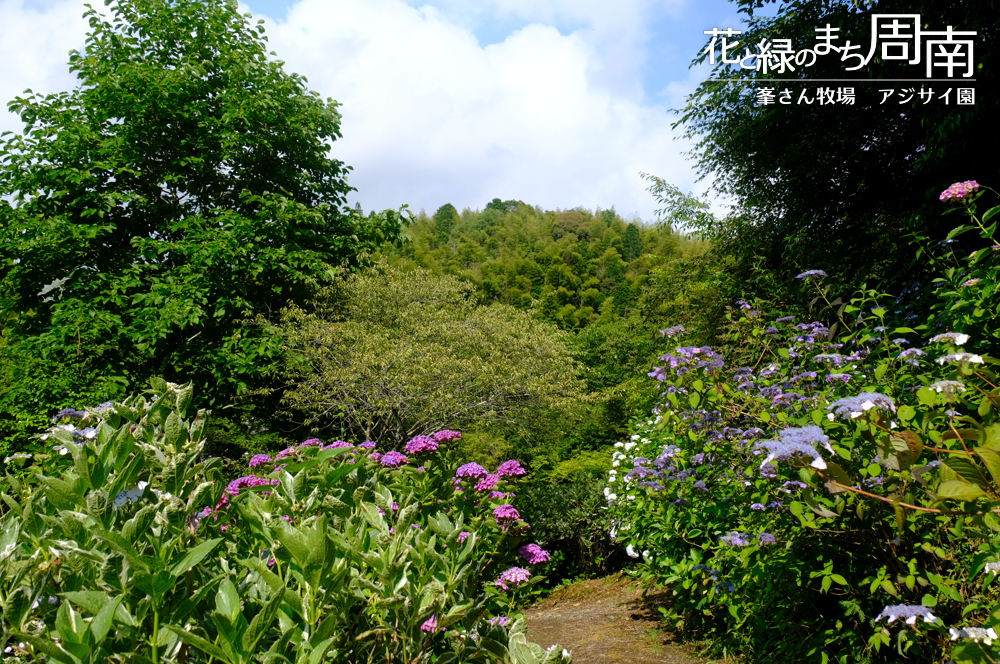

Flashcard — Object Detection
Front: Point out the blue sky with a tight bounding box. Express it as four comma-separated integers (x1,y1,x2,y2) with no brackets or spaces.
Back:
0,0,753,220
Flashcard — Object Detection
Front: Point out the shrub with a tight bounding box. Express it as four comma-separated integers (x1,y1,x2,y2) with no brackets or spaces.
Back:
0,379,571,663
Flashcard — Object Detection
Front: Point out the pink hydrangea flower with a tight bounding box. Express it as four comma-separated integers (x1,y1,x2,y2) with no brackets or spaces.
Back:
457,531,471,544
381,451,408,467
421,615,438,633
248,454,272,467
433,430,462,442
940,180,980,202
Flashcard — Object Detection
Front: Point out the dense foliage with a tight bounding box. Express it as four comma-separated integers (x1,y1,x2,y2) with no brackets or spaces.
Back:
0,380,571,663
606,185,1000,663
676,0,1000,297
0,0,408,440
273,266,588,449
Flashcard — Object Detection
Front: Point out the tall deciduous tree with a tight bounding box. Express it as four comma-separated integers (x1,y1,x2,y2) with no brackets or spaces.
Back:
0,0,408,415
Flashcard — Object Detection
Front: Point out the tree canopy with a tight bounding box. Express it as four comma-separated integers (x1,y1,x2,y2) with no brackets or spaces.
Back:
0,0,407,416
677,0,999,293
275,267,589,445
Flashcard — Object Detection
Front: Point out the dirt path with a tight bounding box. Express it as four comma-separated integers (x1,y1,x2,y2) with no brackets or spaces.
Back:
524,574,722,664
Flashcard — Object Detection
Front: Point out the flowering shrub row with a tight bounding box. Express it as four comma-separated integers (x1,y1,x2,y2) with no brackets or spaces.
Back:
606,184,1000,663
0,379,570,663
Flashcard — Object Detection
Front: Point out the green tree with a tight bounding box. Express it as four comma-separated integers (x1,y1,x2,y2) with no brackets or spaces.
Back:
433,203,459,240
0,0,408,419
621,222,643,261
276,267,588,444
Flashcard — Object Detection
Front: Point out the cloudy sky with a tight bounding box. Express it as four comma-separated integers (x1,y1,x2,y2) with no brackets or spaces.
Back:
0,0,749,220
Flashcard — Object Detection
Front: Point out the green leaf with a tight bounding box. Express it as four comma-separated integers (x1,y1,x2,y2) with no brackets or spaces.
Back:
165,625,235,664
937,480,987,502
169,537,223,577
90,595,123,647
917,387,937,408
215,580,241,622
975,447,1000,485
242,585,285,653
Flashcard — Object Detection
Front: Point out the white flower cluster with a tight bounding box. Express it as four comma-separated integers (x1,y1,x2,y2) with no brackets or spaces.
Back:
113,481,149,508
950,626,998,645
545,644,572,660
626,544,640,558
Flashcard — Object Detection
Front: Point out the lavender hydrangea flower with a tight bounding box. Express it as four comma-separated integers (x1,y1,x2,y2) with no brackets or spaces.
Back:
796,270,828,281
827,392,896,419
494,567,532,591
488,616,511,627
380,451,408,467
358,441,377,449
874,604,938,624
826,373,851,383
404,435,438,454
660,325,686,338
930,380,966,399
720,532,751,546
759,533,776,544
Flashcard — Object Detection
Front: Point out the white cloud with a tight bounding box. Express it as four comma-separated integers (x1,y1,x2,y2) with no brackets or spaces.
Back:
257,0,709,219
0,0,88,133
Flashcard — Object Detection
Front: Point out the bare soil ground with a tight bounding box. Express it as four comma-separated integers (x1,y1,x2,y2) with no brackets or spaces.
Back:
524,574,723,664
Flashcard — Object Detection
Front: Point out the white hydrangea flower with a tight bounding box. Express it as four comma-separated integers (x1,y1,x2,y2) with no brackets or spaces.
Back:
931,332,970,346
614,442,624,448
950,627,998,645
623,442,637,451
984,561,1000,575
626,544,640,558
937,353,984,366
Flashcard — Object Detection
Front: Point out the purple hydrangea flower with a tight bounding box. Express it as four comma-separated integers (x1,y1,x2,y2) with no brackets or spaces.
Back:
404,435,439,454
488,616,511,627
476,474,500,492
494,567,531,591
759,533,776,544
433,429,462,442
497,460,527,477
750,503,765,510
796,270,828,281
456,462,488,480
421,615,438,633
493,504,520,522
518,543,551,564
457,531,471,544
358,441,377,450
299,438,322,448
381,451,408,467
248,454,272,468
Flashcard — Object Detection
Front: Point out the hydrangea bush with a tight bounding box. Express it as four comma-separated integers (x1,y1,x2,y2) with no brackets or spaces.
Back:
606,186,1000,664
0,379,570,663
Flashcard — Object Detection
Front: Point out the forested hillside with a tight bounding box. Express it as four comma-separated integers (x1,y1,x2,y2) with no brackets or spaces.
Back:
375,199,722,457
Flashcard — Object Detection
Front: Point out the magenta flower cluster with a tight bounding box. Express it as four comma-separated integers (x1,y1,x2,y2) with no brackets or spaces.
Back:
494,566,531,591
939,180,980,202
517,543,551,564
404,435,438,454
